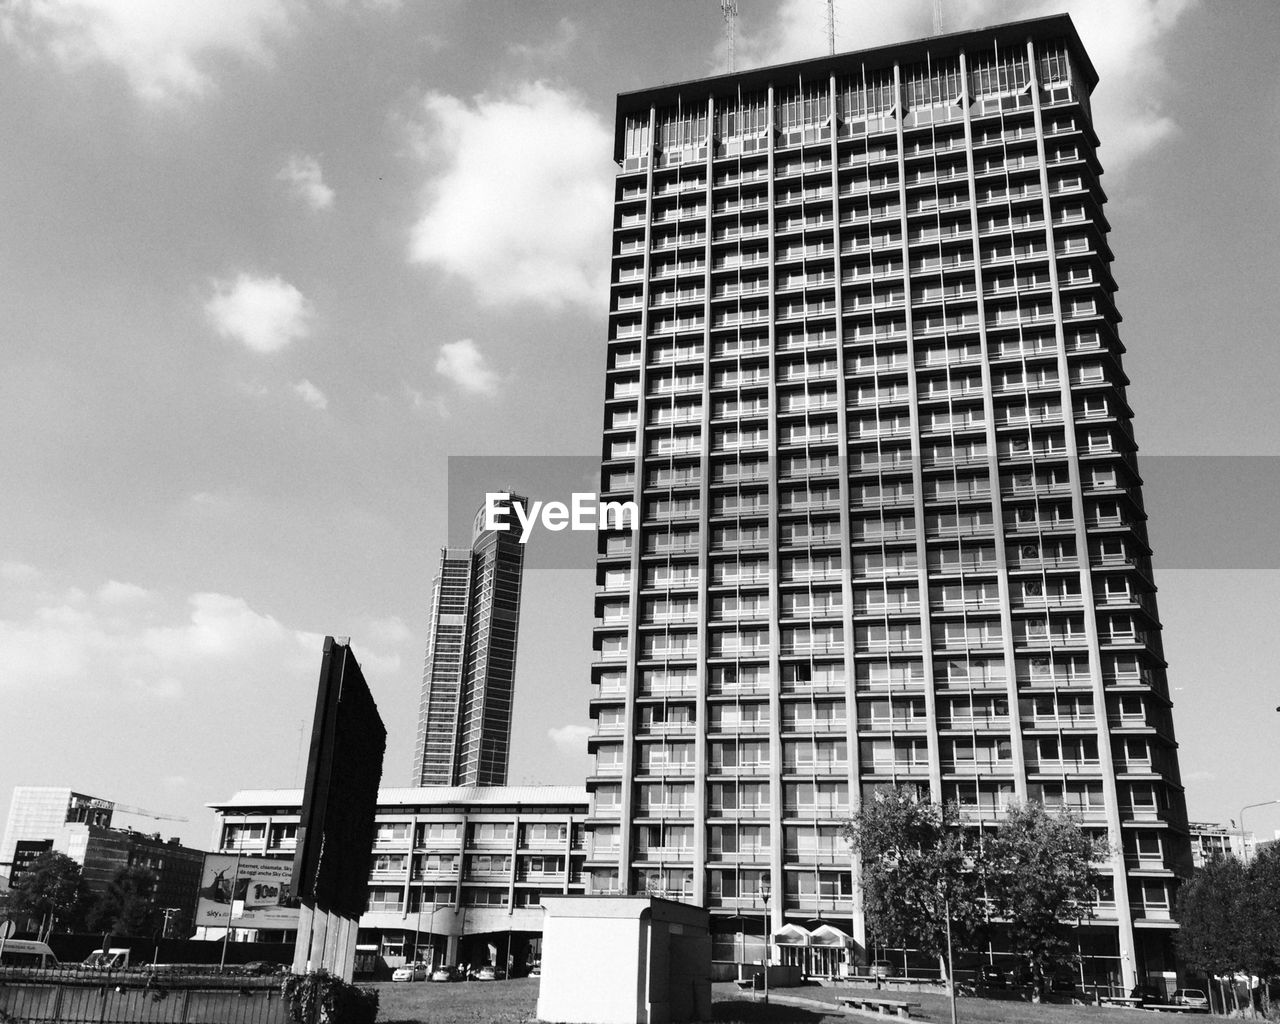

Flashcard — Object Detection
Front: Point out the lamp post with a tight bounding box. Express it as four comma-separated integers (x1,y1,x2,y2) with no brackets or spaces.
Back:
1239,799,1280,865
758,876,771,1005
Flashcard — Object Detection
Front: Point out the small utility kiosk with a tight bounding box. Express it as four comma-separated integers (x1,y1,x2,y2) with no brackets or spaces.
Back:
537,895,711,1024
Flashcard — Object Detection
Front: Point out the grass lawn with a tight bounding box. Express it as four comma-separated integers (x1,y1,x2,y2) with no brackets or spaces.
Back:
370,976,1164,1024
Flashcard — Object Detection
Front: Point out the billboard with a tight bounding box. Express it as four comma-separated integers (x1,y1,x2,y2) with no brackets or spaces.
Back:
291,637,386,921
195,854,299,929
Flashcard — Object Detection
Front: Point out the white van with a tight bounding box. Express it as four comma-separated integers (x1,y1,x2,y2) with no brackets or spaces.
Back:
0,939,60,968
82,948,130,970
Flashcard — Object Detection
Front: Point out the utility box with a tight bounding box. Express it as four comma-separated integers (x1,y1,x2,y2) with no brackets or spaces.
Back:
537,895,712,1024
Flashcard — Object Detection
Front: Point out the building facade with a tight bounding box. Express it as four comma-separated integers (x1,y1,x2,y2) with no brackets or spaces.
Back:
1188,822,1253,869
210,786,589,970
412,494,529,787
1,788,116,876
1,788,204,932
586,15,1190,993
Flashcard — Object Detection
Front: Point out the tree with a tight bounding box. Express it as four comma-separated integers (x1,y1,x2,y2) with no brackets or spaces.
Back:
7,852,91,938
1176,854,1249,1015
984,803,1107,1000
841,787,984,980
87,866,161,938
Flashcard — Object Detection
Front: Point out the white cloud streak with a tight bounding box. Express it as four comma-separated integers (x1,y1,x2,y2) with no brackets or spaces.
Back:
0,571,406,699
292,378,328,410
407,81,612,310
206,273,312,354
0,0,297,103
434,339,498,396
277,153,334,211
547,724,592,755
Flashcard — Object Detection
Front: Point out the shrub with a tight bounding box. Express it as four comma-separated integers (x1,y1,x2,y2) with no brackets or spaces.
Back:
281,969,379,1024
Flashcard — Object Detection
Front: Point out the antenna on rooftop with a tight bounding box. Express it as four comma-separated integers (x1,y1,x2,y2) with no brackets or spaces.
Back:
826,0,835,55
933,0,945,35
721,0,739,72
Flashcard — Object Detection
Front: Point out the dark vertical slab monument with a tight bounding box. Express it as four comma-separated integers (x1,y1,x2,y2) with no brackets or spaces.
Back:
291,636,386,980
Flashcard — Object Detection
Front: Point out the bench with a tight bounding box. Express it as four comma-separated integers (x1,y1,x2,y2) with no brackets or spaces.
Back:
839,995,921,1019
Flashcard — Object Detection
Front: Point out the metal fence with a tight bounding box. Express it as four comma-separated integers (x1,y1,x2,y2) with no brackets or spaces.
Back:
0,967,292,1024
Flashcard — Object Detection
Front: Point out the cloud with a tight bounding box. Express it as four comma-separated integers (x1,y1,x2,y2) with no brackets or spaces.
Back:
292,378,328,410
0,0,297,103
0,581,320,700
206,273,312,354
407,81,612,309
0,562,41,584
507,17,579,62
404,385,450,419
0,567,408,703
740,0,1197,176
277,153,334,211
548,724,592,755
435,339,499,396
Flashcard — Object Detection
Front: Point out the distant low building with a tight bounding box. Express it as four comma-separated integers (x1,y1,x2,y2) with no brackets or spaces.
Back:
209,785,589,970
1188,822,1253,868
1,786,205,933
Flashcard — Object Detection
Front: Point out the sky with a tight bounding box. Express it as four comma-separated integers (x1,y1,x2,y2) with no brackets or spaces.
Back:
1,0,1277,853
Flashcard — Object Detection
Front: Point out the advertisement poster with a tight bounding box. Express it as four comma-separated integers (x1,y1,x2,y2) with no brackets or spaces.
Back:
195,854,300,929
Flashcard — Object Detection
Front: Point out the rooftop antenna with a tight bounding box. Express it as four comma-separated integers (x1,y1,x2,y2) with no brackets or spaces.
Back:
827,0,835,55
721,0,738,72
933,0,944,35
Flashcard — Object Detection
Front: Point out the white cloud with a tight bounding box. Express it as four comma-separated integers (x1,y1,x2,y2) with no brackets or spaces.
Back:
206,273,312,354
0,0,297,103
277,154,334,211
404,385,450,419
548,724,592,755
292,378,328,410
0,581,321,700
435,339,499,396
507,17,579,62
740,0,1197,176
0,562,41,584
407,81,612,309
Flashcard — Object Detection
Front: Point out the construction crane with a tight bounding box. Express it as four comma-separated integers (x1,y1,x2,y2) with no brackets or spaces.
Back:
933,0,945,35
826,0,835,55
110,802,189,824
720,0,739,73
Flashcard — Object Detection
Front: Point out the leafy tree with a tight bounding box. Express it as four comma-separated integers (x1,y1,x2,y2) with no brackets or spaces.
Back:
1177,854,1249,1014
984,803,1107,1000
841,787,984,979
87,866,161,937
7,852,91,937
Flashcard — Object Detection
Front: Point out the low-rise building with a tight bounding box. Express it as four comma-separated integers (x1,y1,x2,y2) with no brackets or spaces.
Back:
1188,822,1253,868
209,786,589,970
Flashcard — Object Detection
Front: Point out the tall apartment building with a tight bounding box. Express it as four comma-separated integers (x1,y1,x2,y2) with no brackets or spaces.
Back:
586,15,1189,993
412,494,528,787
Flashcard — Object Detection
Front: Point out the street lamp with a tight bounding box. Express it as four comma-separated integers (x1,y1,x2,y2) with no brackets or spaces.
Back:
757,876,771,1006
1239,799,1280,865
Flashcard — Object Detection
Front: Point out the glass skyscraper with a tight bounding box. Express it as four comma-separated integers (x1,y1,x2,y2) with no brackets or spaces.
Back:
585,15,1189,993
413,494,528,787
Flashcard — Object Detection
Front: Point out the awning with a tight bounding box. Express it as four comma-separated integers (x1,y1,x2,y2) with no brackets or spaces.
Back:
773,923,811,945
809,924,853,948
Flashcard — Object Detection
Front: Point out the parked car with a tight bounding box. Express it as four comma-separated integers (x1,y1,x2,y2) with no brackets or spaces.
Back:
472,965,499,981
1130,984,1166,1007
241,961,281,976
869,960,897,979
1173,989,1210,1012
977,964,1006,989
391,963,427,982
82,949,130,971
430,965,460,983
528,962,541,978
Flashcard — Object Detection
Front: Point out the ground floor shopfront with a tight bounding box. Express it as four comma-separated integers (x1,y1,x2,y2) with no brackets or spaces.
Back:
707,915,1181,998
